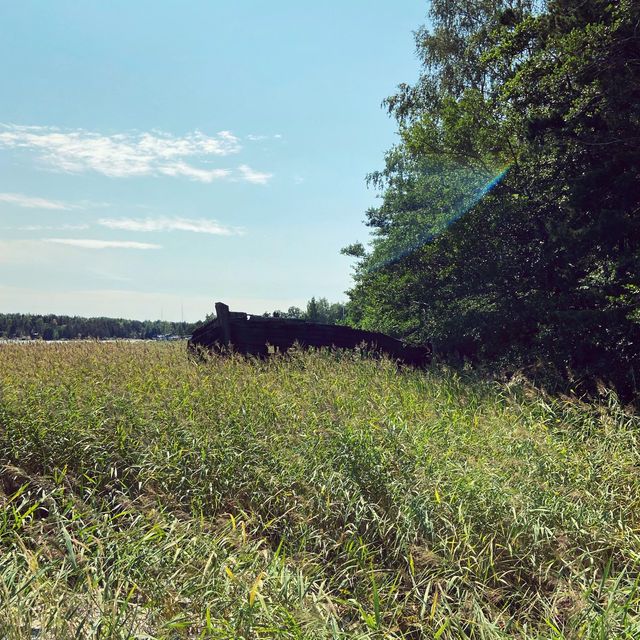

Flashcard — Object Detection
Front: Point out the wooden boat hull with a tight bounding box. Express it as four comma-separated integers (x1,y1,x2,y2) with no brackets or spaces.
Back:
189,302,431,366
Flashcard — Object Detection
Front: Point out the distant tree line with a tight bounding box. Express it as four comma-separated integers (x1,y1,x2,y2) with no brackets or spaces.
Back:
0,297,348,341
269,297,347,324
0,313,194,340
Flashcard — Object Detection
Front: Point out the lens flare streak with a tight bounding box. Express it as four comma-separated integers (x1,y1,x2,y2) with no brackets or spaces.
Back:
368,165,511,272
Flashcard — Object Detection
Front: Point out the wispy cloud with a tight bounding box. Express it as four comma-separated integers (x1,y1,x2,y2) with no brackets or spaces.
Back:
43,238,161,250
157,162,231,183
98,217,242,236
0,191,74,210
246,133,283,142
238,164,273,185
0,124,263,183
16,224,90,231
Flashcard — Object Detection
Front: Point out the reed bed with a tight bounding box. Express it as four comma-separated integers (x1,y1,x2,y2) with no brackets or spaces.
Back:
1,341,639,639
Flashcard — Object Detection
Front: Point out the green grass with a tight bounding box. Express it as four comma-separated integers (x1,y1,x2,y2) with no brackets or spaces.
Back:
0,342,639,639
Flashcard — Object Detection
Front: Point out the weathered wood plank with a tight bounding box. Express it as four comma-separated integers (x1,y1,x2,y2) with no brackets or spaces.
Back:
215,302,231,346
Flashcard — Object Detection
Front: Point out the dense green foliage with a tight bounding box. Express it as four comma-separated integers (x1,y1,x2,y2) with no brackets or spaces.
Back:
345,0,640,400
0,312,193,340
1,342,640,638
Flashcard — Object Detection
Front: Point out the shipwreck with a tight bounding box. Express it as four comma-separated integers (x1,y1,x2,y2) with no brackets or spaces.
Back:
188,302,432,366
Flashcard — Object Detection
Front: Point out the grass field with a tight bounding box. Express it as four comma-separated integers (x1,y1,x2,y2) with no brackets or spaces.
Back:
1,342,639,639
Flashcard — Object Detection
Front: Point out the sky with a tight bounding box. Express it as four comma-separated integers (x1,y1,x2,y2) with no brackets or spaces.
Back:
0,1,427,321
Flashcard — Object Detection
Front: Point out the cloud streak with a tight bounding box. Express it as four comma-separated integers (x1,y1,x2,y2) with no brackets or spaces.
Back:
0,191,74,210
157,162,231,182
43,238,161,250
247,133,283,142
15,224,90,231
98,216,242,236
238,164,273,185
0,124,271,184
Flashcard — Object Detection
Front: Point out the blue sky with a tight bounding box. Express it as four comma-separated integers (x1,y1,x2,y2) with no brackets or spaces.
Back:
0,1,426,321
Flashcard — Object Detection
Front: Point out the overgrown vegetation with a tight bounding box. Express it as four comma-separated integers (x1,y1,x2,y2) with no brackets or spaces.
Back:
1,342,639,638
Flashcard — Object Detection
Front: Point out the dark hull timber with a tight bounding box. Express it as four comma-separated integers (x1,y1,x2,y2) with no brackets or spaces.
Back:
189,302,432,366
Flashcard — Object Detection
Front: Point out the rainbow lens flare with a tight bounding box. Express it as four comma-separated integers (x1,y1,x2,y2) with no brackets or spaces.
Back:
367,164,511,272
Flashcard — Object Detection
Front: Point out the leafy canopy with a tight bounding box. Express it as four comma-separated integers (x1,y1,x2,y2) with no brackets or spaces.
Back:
345,0,640,399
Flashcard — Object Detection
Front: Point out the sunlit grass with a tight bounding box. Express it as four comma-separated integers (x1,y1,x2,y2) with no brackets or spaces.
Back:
1,342,639,638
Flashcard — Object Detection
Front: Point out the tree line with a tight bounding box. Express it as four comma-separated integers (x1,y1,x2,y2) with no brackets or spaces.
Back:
0,313,194,341
0,298,347,341
343,0,639,400
269,297,347,324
